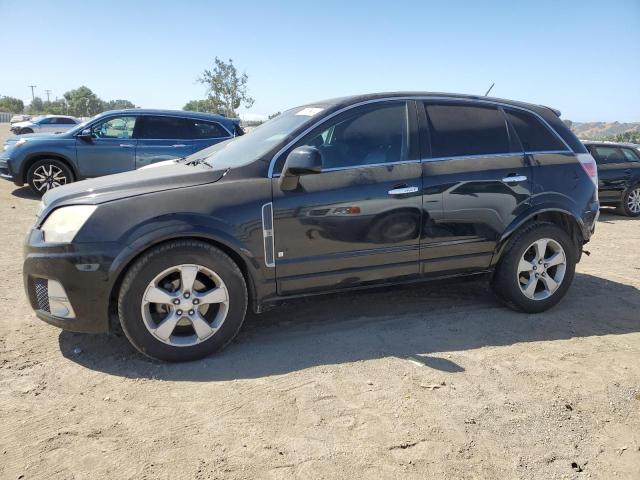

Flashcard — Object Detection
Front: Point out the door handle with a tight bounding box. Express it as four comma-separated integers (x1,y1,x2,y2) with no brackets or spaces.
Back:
501,175,527,183
119,144,135,148
388,186,419,196
172,144,187,148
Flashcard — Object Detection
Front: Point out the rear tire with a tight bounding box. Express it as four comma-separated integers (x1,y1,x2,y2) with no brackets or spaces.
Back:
618,185,640,217
26,158,74,196
118,240,247,362
492,222,576,313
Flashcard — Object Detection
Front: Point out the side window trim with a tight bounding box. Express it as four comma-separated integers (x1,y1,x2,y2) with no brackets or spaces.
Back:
267,96,573,177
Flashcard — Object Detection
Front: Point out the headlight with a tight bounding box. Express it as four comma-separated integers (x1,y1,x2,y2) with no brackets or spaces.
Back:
41,205,96,243
14,138,28,147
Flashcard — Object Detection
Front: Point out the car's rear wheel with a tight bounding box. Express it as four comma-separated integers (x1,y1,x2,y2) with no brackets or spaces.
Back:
118,240,247,362
617,185,640,217
26,159,74,196
492,222,576,313
19,128,33,134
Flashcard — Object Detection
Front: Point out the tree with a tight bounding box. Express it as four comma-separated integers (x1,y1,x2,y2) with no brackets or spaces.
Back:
43,99,69,115
563,119,573,128
268,111,281,119
0,96,24,113
105,99,136,110
27,97,45,114
196,57,254,117
63,86,104,117
183,99,216,112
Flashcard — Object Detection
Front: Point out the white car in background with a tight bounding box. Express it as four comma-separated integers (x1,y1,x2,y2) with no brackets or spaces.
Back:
10,115,80,135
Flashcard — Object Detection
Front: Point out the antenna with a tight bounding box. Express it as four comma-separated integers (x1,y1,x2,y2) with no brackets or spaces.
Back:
484,82,495,96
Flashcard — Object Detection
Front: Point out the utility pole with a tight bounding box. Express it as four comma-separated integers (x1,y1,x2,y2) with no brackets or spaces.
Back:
28,85,37,101
45,90,51,102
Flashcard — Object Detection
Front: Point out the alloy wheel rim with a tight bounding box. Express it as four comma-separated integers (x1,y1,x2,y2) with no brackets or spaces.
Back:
141,264,229,347
517,238,566,301
32,164,67,192
627,188,640,213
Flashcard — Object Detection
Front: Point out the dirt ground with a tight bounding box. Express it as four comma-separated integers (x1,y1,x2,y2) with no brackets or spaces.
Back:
0,123,639,480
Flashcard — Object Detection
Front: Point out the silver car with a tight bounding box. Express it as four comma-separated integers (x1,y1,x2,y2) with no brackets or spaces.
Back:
10,115,80,135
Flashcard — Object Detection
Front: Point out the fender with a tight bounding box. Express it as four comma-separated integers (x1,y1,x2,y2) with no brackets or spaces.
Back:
21,151,80,183
106,213,276,312
491,203,585,266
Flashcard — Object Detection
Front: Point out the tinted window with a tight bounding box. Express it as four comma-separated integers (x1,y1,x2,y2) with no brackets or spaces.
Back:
293,102,409,169
138,116,192,139
39,118,53,124
622,148,640,162
592,146,626,164
91,116,137,139
425,103,509,158
58,118,76,124
190,120,228,139
504,108,565,152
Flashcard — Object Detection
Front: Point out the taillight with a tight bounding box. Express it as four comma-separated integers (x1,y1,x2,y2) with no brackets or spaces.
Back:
576,153,598,187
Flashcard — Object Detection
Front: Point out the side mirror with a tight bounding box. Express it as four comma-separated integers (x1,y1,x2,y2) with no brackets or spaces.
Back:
77,128,92,142
283,146,322,177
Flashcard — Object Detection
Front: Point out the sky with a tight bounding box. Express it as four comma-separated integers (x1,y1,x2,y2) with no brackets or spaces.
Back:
0,0,638,122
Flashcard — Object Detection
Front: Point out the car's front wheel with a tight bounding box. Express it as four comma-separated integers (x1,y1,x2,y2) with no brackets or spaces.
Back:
118,240,247,361
26,159,74,196
492,222,576,313
19,127,34,134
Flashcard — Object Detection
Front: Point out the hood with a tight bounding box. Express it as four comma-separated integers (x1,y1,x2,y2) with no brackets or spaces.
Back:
42,163,228,210
7,132,70,142
11,120,33,128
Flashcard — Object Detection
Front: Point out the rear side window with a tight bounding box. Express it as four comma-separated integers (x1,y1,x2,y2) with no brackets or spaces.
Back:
591,146,626,164
58,118,76,124
190,120,229,139
424,103,509,158
138,116,193,139
622,148,640,162
504,108,566,152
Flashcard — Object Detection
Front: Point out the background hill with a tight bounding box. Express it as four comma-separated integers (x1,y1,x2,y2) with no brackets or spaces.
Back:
567,121,640,141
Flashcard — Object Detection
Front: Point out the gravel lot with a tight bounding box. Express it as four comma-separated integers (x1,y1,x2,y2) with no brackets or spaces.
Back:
0,123,639,479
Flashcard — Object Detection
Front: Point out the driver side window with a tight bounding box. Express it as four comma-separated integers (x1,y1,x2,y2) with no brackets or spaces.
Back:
91,116,137,139
291,102,409,170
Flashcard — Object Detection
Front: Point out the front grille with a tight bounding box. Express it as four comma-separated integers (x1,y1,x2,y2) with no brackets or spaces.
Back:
33,278,50,312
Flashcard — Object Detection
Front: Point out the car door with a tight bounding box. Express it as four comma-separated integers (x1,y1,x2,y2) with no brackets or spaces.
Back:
189,119,232,154
588,145,630,202
271,100,422,295
75,115,138,178
418,101,533,274
135,115,195,168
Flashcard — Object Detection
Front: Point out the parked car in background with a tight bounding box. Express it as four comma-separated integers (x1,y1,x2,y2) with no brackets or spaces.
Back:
583,141,640,216
1,109,243,195
22,92,599,361
10,114,31,124
10,115,80,134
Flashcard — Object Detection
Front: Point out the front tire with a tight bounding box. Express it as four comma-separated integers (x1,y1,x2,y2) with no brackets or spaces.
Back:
118,240,247,362
492,222,576,313
617,185,640,217
26,159,74,196
20,127,33,134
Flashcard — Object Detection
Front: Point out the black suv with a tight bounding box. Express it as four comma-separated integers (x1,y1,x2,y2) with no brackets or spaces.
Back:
583,141,640,216
23,93,599,361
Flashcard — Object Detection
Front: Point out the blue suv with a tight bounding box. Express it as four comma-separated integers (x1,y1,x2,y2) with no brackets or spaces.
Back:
0,109,242,195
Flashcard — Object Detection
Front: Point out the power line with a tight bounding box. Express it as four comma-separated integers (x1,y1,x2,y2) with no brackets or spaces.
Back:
45,89,51,102
28,85,37,101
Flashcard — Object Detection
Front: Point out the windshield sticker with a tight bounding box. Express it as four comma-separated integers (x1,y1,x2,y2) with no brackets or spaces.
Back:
296,107,324,116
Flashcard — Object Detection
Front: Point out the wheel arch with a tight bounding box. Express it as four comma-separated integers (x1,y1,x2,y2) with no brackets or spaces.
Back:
21,153,78,184
107,234,259,332
492,208,585,266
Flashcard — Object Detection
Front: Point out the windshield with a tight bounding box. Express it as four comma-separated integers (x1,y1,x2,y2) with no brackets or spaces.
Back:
184,106,327,169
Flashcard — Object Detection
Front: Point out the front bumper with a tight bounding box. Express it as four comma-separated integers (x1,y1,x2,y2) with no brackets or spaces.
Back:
23,228,125,333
